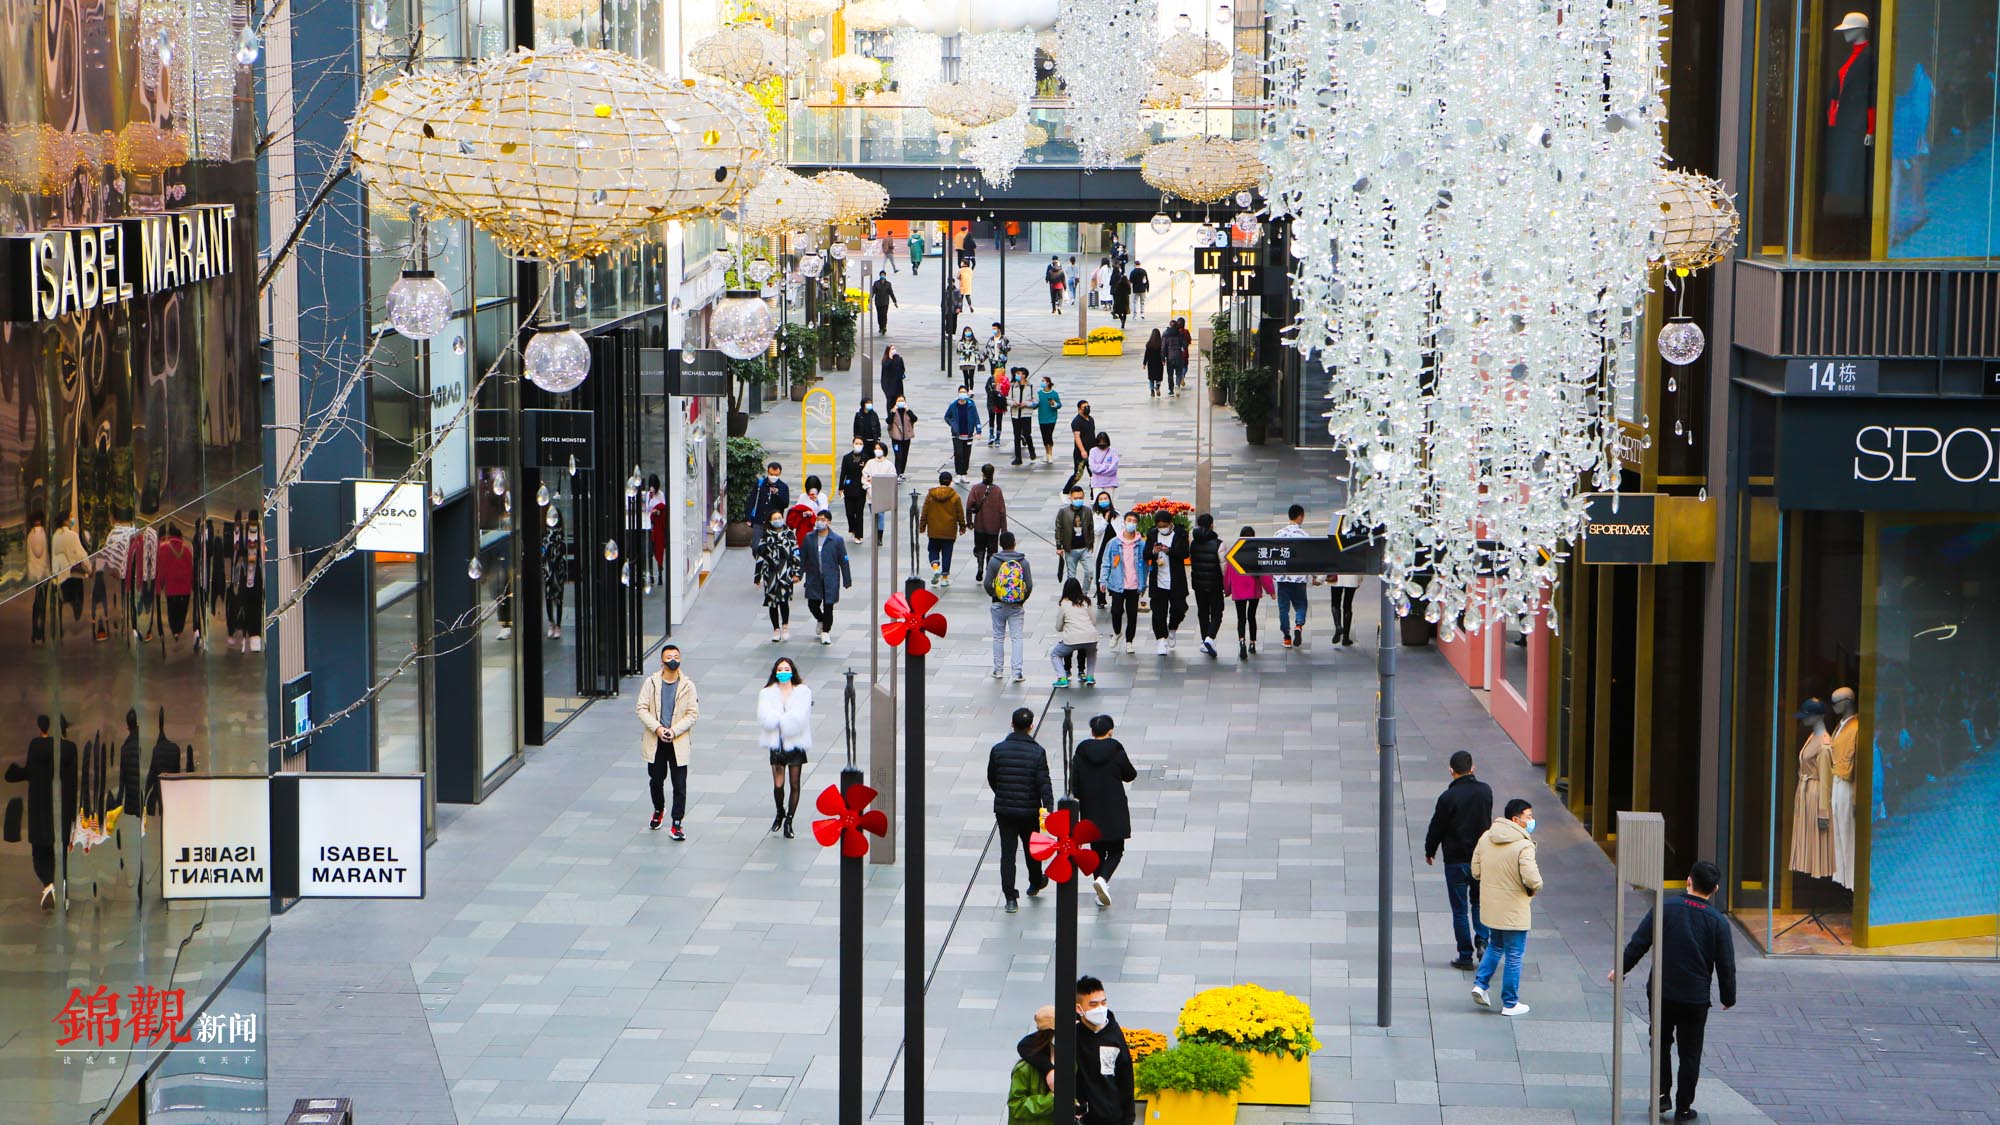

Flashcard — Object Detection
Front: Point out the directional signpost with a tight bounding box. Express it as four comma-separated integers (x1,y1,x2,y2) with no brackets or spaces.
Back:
1224,529,1381,577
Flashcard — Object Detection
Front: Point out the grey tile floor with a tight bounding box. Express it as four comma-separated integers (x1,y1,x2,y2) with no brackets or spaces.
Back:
266,234,1997,1123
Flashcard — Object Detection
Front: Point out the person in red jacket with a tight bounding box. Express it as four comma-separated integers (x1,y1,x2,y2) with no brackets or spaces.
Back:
155,524,197,645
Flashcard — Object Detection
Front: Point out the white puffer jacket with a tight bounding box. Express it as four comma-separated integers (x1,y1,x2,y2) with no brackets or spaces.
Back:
756,683,814,752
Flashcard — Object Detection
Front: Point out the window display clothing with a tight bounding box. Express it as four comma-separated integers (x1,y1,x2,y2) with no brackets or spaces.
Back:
1823,35,1877,214
1788,723,1838,880
1829,710,1860,890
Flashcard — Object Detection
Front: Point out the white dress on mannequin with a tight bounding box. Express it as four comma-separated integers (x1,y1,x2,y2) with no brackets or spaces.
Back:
1830,713,1858,890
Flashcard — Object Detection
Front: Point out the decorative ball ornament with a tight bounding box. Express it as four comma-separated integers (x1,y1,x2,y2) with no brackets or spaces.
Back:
1656,317,1706,365
385,270,453,340
712,290,779,360
813,169,889,223
800,253,825,278
1155,29,1230,77
1140,135,1266,203
746,258,775,283
829,242,849,261
688,24,799,85
1149,212,1173,234
1193,223,1218,247
523,322,591,393
841,0,901,31
925,80,1018,128
1651,169,1741,272
823,52,884,90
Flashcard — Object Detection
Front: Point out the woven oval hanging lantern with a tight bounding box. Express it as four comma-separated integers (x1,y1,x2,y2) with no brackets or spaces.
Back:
736,166,837,238
689,24,800,85
1651,169,1741,272
813,169,889,224
1140,135,1266,204
925,80,1018,128
1155,30,1230,78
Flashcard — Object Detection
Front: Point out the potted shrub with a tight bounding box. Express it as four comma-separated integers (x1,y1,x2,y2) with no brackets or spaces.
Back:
1062,336,1087,356
726,356,779,437
724,436,768,548
1134,1041,1250,1124
1223,366,1279,446
1175,984,1319,1106
818,292,859,372
1085,326,1125,357
1127,498,1193,532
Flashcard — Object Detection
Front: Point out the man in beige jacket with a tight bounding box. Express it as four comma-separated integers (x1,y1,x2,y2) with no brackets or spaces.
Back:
636,644,700,839
1470,798,1543,1016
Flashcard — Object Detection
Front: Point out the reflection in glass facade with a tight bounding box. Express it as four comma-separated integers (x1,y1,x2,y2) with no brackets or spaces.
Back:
0,0,267,1116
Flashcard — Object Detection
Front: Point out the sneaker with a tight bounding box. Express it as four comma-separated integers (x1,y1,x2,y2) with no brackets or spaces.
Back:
1471,984,1491,1008
1166,635,1177,651
1004,897,1020,913
1082,674,1095,686
650,811,663,831
1449,957,1476,971
930,562,941,585
1054,677,1071,688
1673,1111,1699,1122
1156,639,1169,655
1027,875,1048,897
669,823,686,842
940,575,951,589
781,626,791,642
992,667,1005,678
1501,1003,1531,1017
772,629,782,643
1201,638,1216,656
1012,671,1025,683
818,632,832,645
1292,628,1304,649
1092,876,1112,907
1124,640,1136,654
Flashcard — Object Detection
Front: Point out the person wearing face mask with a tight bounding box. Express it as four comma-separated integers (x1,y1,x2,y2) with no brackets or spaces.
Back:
1098,515,1149,654
1009,366,1037,466
888,397,919,480
753,503,802,642
968,464,1009,582
1067,401,1096,491
1071,976,1135,1124
958,326,983,385
747,461,791,574
838,437,872,540
1144,510,1188,654
865,440,895,543
922,471,969,588
635,644,700,839
1035,376,1062,463
1470,798,1543,1017
880,345,906,406
1090,493,1119,610
757,657,814,838
869,269,897,334
800,510,853,645
1054,485,1096,596
852,394,882,448
1088,433,1120,502
945,387,982,478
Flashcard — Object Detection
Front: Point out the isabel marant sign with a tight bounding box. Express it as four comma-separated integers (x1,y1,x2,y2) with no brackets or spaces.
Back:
1778,397,2000,511
0,204,237,322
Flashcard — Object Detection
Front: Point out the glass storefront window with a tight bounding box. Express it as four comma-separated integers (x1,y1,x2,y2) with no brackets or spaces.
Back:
1750,0,1999,262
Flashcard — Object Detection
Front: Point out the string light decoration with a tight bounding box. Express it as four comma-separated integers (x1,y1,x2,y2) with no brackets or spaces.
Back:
1263,0,1666,636
534,0,601,18
735,165,837,237
351,47,767,263
1651,168,1740,272
1155,30,1230,78
958,28,1038,188
1140,135,1263,203
1054,0,1159,166
689,24,799,85
889,29,943,103
0,126,105,194
841,0,901,31
113,120,191,176
924,80,1018,128
142,0,243,161
824,52,885,91
814,169,889,223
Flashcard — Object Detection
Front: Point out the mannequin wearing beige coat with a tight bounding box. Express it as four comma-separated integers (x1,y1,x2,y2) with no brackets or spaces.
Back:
1787,700,1837,880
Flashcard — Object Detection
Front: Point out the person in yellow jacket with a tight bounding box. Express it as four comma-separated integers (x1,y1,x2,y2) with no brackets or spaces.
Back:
635,644,700,839
1470,799,1543,1016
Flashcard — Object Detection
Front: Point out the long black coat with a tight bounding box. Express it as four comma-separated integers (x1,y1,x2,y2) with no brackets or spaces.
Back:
1110,273,1131,318
880,354,906,404
1071,737,1135,840
987,732,1054,818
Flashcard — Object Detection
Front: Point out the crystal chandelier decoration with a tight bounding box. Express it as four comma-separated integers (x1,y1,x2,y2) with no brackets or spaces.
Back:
1648,169,1739,366
957,29,1038,188
1264,0,1665,635
889,30,943,104
824,52,884,93
1141,135,1263,203
1055,0,1159,167
925,80,1017,128
1154,29,1230,78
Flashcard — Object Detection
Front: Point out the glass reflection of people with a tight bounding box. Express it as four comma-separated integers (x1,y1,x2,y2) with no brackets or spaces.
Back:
25,511,49,644
543,508,568,640
1827,686,1859,890
118,710,144,827
5,716,62,908
144,709,188,817
1818,12,1877,258
1787,699,1837,881
230,514,263,653
157,524,196,645
51,517,88,630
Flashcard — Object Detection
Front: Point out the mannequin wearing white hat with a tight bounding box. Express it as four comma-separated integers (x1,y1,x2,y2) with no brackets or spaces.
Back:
1819,11,1876,255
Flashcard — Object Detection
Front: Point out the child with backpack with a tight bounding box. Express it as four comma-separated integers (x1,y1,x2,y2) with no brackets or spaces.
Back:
983,531,1034,682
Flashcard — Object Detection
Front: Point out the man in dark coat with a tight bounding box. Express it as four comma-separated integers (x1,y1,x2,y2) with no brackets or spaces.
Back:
1188,513,1227,656
852,396,882,447
1073,976,1136,1124
1127,260,1150,317
1071,714,1135,908
879,346,906,405
1610,860,1738,1122
7,716,59,901
747,462,791,570
798,510,852,645
869,270,897,333
1425,750,1495,968
1143,512,1191,653
837,437,872,540
986,706,1054,912
1109,269,1131,330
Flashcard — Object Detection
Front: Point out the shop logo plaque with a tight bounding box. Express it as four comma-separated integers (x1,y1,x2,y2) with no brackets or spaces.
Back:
2,205,237,322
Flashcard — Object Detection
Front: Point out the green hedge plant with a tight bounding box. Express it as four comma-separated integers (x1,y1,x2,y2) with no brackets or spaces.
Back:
1133,1041,1252,1097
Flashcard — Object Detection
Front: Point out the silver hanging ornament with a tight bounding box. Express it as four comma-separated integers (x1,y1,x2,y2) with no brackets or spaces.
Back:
1656,317,1706,366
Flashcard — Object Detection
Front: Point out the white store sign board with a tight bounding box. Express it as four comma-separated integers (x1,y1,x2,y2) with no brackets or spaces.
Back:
294,775,426,898
158,777,272,899
351,479,428,553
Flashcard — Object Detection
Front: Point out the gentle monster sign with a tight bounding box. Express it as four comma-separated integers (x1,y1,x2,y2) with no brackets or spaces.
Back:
1777,397,2000,511
0,205,237,322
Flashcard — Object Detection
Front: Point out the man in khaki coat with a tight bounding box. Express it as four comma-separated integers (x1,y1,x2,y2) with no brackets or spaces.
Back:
1470,798,1543,1016
636,643,700,839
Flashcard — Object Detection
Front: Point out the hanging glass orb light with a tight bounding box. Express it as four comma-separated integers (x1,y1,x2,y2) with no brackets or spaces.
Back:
385,269,452,340
601,538,621,561
1657,317,1706,365
829,242,849,261
747,258,775,284
799,253,825,278
536,483,551,507
545,505,559,528
712,290,777,360
1193,223,1218,247
523,322,591,393
467,556,483,580
1149,212,1173,234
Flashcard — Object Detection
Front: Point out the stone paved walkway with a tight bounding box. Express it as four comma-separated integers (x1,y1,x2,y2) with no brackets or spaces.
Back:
266,232,1999,1123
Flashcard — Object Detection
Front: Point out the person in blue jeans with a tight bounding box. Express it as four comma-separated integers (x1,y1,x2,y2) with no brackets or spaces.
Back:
1271,504,1315,648
1470,799,1543,1016
1424,750,1494,970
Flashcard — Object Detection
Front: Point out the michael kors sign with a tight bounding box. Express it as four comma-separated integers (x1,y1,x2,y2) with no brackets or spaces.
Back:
1,204,237,322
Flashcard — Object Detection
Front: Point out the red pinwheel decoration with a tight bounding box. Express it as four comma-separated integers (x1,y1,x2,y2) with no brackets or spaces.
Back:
812,783,890,857
880,587,948,656
1028,809,1102,884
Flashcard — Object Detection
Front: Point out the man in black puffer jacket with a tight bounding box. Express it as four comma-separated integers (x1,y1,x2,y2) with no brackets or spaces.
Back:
1189,513,1227,657
987,706,1054,912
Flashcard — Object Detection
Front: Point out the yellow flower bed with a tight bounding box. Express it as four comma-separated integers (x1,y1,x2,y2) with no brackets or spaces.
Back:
1126,1027,1170,1061
1175,984,1320,1061
1086,326,1125,342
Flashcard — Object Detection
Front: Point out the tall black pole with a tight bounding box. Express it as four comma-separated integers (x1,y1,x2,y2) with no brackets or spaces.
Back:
902,575,926,1123
938,228,949,374
840,671,863,1123
1377,578,1398,1026
1053,704,1078,1124
998,223,1007,337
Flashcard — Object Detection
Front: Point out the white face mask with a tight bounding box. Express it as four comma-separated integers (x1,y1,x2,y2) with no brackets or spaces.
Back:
1079,1006,1110,1029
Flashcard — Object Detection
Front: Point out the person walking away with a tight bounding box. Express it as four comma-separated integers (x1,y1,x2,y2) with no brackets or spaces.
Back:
1224,524,1274,657
984,531,1033,681
1035,376,1062,462
1009,367,1037,466
942,279,961,338
747,461,791,573
1329,572,1360,646
1091,258,1112,309
1142,329,1165,396
1128,260,1150,317
757,657,814,837
753,507,802,642
1008,1008,1058,1124
1006,219,1020,249
1109,267,1131,330
879,228,900,273
635,644,700,838
1067,401,1097,490
1162,319,1189,396
969,464,1009,581
1144,509,1189,653
1609,860,1738,1123
961,228,978,265
1087,433,1120,501
1073,978,1136,1125
838,437,871,539
1471,799,1543,1016
984,366,1009,447
1273,504,1316,648
1054,486,1096,595
946,387,982,477
852,394,882,448
800,509,852,644
1099,514,1149,653
909,228,926,275
1424,750,1494,969
647,475,668,585
1072,715,1135,906
957,326,983,386
1090,493,1120,610
958,257,976,311
870,270,897,333
1189,514,1226,656
1049,578,1099,687
1045,255,1066,313
880,345,907,406
1065,256,1081,308
922,471,968,587
888,396,918,479
987,706,1053,912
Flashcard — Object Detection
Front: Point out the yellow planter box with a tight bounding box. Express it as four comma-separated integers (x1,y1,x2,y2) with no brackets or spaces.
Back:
1235,1050,1309,1106
1085,340,1124,357
1141,1089,1237,1125
1062,341,1088,355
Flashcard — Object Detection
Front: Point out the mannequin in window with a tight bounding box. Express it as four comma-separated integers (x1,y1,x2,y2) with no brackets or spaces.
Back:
1818,12,1876,257
1828,685,1860,890
1788,698,1837,881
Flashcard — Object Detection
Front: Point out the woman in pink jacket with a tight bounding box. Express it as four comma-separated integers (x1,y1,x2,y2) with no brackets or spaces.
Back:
1223,524,1276,658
